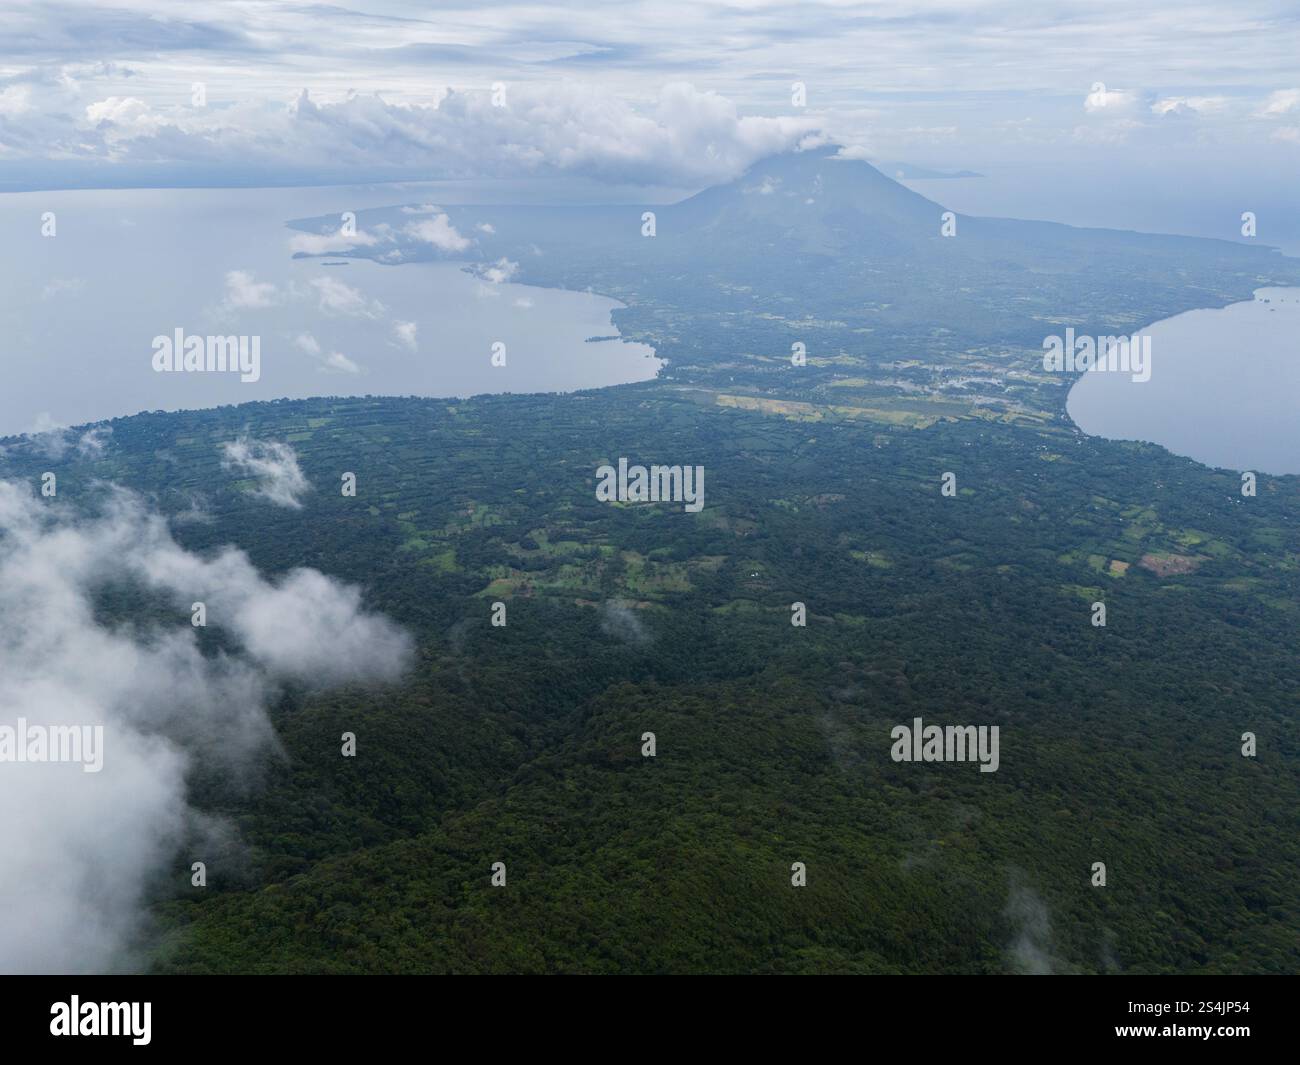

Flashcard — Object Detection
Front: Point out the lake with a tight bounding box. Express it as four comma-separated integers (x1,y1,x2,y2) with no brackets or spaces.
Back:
0,186,661,438
1067,288,1300,476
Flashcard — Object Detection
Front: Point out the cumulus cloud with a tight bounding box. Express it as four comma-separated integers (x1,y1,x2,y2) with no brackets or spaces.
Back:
1259,89,1300,116
1083,85,1137,113
1151,95,1225,116
293,333,360,374
320,351,359,374
391,320,418,351
288,228,382,256
222,270,277,310
4,5,1300,194
0,480,411,972
309,275,384,318
1,80,819,188
292,332,321,357
403,212,471,252
220,437,311,508
473,257,519,285
0,84,32,116
81,94,163,141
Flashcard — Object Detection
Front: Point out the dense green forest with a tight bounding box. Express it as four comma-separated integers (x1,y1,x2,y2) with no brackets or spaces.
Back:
4,384,1296,973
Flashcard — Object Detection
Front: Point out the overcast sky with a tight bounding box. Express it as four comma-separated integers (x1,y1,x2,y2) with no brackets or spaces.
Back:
1,1,1298,238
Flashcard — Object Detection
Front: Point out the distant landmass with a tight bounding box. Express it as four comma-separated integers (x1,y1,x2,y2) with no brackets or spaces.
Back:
883,162,984,179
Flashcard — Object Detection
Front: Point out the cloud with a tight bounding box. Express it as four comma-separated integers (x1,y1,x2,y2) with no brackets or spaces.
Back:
1151,96,1225,116
0,78,819,188
391,321,418,351
403,213,471,252
220,437,311,509
1083,85,1137,113
292,332,321,357
599,599,652,647
288,228,381,256
293,333,359,374
474,257,519,285
81,95,163,141
4,5,1300,194
1259,89,1300,116
222,270,277,310
308,275,384,318
20,414,77,459
77,425,111,457
0,480,410,973
0,85,32,116
321,351,359,374
1004,882,1061,975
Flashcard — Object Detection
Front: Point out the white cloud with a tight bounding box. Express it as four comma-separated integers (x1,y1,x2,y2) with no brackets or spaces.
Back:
1152,96,1225,116
308,275,384,318
1083,85,1137,113
600,600,652,647
287,228,381,255
81,95,164,142
21,414,75,459
321,351,359,374
1259,89,1300,116
475,257,518,284
391,320,418,351
0,480,410,973
2,78,820,188
76,426,111,457
292,332,358,373
403,213,471,252
220,437,311,509
222,270,277,310
0,85,32,116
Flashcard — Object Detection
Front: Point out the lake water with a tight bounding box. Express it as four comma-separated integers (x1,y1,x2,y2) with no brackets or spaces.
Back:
0,186,660,438
1067,288,1300,476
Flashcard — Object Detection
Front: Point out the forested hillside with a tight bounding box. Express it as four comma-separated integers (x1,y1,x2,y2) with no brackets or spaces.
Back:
4,388,1295,973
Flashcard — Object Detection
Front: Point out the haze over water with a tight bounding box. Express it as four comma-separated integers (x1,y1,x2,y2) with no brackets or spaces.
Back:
1067,288,1300,476
0,185,661,439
